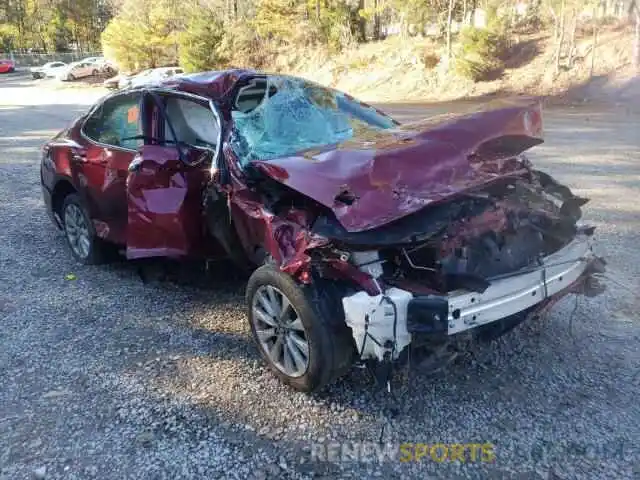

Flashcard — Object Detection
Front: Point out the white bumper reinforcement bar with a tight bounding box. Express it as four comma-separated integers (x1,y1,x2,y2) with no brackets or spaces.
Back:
447,234,595,335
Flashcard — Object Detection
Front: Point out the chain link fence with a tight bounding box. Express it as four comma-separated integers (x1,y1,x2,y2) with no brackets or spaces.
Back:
6,52,103,68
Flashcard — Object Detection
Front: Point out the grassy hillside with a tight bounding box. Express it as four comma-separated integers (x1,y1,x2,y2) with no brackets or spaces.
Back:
275,22,638,105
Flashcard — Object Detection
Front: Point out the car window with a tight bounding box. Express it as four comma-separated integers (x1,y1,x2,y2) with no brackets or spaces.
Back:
163,96,218,149
83,92,143,150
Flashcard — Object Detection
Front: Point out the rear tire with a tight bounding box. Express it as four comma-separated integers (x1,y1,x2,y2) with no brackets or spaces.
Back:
61,194,108,265
246,265,355,392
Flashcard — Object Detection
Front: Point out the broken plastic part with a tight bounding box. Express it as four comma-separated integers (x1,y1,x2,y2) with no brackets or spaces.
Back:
342,288,413,361
351,250,384,279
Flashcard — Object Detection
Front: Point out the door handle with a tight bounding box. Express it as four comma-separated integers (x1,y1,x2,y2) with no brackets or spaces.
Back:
71,150,87,163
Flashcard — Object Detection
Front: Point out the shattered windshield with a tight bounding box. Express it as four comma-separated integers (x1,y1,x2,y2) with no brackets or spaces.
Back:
230,76,397,164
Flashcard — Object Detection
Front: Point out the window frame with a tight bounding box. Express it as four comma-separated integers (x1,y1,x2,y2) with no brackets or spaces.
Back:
80,90,145,153
146,88,224,171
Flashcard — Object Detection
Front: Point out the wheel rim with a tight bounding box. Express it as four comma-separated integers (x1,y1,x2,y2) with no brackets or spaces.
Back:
64,203,91,260
251,285,310,378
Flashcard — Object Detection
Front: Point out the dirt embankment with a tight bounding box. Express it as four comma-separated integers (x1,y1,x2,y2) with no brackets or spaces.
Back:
282,22,639,108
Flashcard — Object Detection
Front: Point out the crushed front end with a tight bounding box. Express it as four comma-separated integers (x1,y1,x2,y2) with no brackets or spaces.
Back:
309,168,606,375
223,78,606,388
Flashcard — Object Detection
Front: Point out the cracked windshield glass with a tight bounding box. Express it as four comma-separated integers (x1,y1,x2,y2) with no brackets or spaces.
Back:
231,76,397,163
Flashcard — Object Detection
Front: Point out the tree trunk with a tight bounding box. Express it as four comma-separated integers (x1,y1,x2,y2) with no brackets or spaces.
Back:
549,6,559,42
634,10,640,70
590,12,598,78
373,0,380,40
358,0,366,41
554,0,566,77
567,10,577,69
446,0,455,61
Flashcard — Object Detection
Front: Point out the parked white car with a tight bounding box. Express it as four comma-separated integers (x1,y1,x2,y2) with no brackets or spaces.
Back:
57,61,100,81
119,67,184,89
30,61,68,79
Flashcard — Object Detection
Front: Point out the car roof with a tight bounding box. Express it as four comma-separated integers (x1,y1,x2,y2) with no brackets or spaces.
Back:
154,69,257,102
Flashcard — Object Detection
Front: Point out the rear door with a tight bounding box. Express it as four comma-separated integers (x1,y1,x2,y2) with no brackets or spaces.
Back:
80,91,145,243
125,90,221,259
79,62,92,78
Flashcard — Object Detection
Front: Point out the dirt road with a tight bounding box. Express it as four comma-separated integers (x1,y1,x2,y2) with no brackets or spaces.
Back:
1,76,638,479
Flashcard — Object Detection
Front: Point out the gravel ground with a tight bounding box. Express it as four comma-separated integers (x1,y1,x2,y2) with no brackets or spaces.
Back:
1,73,639,480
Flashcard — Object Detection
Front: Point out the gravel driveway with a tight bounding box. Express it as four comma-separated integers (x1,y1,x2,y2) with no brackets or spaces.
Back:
1,75,639,480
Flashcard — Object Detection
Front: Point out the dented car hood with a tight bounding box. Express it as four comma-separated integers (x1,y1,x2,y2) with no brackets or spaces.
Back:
253,98,543,233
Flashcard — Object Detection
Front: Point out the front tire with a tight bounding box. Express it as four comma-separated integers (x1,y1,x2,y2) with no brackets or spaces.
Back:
246,265,354,392
61,194,107,265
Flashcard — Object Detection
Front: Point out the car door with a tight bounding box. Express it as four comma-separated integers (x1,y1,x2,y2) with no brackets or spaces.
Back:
80,91,146,244
78,62,90,78
126,90,221,259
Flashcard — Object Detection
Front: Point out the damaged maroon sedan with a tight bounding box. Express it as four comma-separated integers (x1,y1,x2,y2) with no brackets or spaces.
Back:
41,70,605,392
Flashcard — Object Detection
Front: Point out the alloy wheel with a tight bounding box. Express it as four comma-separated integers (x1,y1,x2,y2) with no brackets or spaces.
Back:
64,203,91,260
251,285,310,378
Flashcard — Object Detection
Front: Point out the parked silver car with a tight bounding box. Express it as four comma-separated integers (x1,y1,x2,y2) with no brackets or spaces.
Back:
119,67,184,89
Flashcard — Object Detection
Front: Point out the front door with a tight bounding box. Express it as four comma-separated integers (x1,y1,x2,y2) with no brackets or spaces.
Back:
125,91,220,259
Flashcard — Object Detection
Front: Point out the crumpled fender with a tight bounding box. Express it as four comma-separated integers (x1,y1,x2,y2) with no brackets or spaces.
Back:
228,186,329,280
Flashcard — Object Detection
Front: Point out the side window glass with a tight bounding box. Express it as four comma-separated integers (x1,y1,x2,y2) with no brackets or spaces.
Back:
163,96,219,149
83,93,143,149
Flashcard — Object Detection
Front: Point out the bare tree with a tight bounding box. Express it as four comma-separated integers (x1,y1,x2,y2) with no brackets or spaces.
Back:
590,15,598,77
446,0,455,61
631,0,640,70
567,7,578,68
554,0,566,77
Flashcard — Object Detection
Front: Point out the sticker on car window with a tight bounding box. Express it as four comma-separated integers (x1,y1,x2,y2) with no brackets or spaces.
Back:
127,106,139,124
